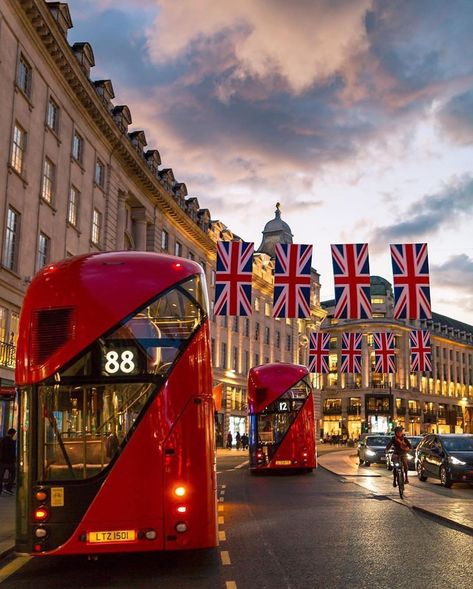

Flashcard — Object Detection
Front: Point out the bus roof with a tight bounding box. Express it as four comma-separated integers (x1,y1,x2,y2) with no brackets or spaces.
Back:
16,252,204,385
247,363,309,414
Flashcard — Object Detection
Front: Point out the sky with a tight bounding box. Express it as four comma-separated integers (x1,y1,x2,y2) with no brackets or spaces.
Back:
67,0,473,325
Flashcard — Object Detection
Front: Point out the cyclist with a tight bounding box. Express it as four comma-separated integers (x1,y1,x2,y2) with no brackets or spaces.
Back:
385,426,412,486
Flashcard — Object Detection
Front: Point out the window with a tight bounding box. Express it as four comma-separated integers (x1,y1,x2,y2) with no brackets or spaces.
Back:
95,159,105,187
11,123,26,174
68,186,80,227
0,307,6,343
255,353,259,366
36,232,50,270
161,229,169,251
91,208,102,245
174,241,182,257
244,318,250,337
3,207,20,271
265,302,271,317
244,351,249,375
72,131,84,163
221,342,227,369
47,98,59,133
286,334,292,352
255,322,260,340
276,330,281,348
41,158,55,203
265,326,270,345
371,297,384,304
233,347,238,372
254,297,260,312
188,251,195,261
17,54,32,97
233,317,239,332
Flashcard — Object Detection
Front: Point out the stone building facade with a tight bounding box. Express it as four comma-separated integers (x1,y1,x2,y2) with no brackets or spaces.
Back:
319,277,473,439
0,1,325,441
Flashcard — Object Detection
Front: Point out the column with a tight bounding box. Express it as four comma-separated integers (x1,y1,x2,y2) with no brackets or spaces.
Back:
115,192,127,250
132,207,148,251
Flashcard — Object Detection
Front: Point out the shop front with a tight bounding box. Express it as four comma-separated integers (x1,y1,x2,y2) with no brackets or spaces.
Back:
0,383,16,436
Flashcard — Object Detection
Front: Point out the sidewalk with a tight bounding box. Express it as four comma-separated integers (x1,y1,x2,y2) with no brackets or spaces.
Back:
0,492,15,559
319,449,473,533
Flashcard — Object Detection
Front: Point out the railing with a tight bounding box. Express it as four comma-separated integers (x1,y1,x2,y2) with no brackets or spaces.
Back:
0,341,16,369
347,406,362,415
323,407,342,415
408,408,421,416
423,412,438,423
395,406,407,415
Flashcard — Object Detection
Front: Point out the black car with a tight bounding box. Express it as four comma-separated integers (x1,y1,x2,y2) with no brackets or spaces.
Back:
358,435,391,466
385,436,423,471
415,434,473,488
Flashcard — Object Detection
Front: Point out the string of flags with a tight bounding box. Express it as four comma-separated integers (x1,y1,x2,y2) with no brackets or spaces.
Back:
214,240,432,320
308,329,432,375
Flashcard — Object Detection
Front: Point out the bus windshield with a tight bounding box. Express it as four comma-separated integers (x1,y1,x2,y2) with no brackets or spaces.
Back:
33,275,206,482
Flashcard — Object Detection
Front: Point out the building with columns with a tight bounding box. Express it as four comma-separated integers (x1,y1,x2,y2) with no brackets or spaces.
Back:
0,1,325,441
319,277,473,439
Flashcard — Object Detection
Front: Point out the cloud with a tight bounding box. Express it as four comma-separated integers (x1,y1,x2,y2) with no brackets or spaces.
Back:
370,175,473,248
437,90,473,145
431,254,473,292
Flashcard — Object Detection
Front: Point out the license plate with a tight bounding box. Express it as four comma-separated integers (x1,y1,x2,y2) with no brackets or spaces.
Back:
87,530,136,544
275,460,291,465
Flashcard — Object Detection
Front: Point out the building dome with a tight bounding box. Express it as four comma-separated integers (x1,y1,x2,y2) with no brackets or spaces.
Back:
370,275,392,296
257,203,293,258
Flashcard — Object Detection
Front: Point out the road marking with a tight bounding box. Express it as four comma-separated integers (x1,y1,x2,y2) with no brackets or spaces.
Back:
218,503,224,512
220,551,231,565
0,556,31,583
218,515,225,525
219,530,226,541
226,581,237,589
235,460,249,469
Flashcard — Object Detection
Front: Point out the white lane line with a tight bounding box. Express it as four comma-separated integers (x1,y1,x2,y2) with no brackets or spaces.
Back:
226,581,237,589
220,551,231,565
218,515,225,525
0,557,32,583
235,460,249,469
219,530,227,541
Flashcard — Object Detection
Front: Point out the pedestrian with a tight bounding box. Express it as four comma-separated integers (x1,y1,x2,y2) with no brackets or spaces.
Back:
226,431,233,449
241,433,249,450
0,428,16,495
235,431,241,450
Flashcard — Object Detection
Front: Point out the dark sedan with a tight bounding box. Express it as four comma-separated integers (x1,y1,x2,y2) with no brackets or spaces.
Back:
416,434,473,488
386,436,423,471
358,435,391,466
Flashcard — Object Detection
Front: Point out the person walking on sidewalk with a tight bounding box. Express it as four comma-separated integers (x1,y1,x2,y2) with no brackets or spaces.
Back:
226,431,233,449
0,428,16,495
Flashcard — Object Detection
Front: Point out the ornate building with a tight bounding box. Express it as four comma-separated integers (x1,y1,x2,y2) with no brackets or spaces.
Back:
319,277,473,438
0,1,325,441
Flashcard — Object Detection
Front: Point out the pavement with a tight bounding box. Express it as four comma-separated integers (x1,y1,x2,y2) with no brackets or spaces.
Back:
318,448,473,534
1,446,471,561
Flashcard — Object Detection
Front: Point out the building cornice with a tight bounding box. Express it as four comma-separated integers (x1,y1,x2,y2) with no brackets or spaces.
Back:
17,0,214,253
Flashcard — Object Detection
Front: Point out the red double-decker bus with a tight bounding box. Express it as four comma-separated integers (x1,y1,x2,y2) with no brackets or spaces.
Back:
15,252,217,555
248,363,316,472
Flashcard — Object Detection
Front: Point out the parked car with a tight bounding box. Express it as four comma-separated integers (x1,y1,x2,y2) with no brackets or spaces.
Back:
358,435,392,466
385,436,423,470
415,434,473,488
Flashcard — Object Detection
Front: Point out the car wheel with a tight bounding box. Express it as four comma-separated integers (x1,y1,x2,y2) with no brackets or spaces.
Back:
440,465,452,488
417,461,427,481
364,462,371,467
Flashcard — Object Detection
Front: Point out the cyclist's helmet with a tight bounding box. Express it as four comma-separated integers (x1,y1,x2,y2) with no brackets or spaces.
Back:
394,426,403,433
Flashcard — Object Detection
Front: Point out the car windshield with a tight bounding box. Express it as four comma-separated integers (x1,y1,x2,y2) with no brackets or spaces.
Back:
408,437,422,448
367,436,390,446
442,437,473,452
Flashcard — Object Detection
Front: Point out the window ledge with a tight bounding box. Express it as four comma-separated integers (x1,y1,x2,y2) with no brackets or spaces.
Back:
7,164,28,188
40,197,57,214
14,84,34,111
93,180,105,193
70,155,85,173
45,124,61,146
66,221,81,236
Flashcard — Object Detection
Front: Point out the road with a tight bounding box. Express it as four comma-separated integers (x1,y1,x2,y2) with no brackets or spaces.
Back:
0,451,472,588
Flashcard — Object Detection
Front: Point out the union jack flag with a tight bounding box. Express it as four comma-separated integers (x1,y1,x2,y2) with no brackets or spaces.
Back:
410,330,432,372
214,241,254,316
331,243,372,319
308,332,330,374
390,243,432,320
373,332,396,373
340,332,362,373
273,244,312,318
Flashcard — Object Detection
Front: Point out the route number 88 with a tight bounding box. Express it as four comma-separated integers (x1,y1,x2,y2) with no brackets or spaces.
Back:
105,350,135,374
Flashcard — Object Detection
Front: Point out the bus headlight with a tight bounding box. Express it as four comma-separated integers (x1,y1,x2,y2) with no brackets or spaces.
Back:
34,527,48,538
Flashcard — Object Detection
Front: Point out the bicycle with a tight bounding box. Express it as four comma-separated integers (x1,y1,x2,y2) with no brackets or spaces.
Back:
392,454,405,499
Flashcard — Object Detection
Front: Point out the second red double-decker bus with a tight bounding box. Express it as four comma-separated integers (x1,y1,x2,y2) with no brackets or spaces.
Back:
248,363,316,472
15,252,217,555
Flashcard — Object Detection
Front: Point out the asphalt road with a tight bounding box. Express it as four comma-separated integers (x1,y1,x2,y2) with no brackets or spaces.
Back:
0,453,472,588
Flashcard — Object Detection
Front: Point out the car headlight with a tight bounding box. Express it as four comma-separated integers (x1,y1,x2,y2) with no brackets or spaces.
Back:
366,449,376,456
449,456,466,465
406,453,413,460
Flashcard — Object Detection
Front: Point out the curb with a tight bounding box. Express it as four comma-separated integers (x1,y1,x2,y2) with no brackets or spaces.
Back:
0,546,14,561
411,505,473,535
